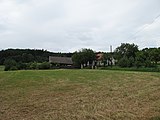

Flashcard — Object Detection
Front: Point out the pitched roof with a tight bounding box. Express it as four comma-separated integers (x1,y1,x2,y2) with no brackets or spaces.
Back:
96,53,103,60
49,56,73,65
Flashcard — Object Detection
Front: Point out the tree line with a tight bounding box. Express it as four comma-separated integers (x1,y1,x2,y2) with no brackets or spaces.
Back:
72,43,160,68
0,49,73,64
114,43,160,68
1,43,160,71
0,49,73,71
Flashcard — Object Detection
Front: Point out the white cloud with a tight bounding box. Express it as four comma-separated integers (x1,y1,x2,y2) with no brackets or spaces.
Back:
0,0,160,52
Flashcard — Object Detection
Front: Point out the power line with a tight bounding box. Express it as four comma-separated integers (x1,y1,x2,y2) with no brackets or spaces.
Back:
127,13,160,40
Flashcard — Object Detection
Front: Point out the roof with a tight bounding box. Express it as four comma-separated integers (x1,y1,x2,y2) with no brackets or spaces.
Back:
49,56,73,65
96,53,103,60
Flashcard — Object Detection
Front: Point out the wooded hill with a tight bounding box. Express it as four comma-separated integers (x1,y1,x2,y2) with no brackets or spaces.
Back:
0,43,160,69
0,49,73,65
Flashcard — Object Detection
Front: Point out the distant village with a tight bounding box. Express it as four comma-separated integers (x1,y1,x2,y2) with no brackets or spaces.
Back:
49,52,116,69
0,43,160,71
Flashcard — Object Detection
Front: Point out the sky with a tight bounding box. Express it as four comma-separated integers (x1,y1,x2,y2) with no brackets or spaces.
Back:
0,0,160,52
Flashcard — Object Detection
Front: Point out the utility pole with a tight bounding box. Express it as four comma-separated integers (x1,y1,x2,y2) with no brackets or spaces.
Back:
110,45,113,52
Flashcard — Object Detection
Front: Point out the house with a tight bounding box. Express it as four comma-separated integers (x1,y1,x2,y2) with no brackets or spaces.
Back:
96,52,104,66
96,52,116,67
49,56,73,68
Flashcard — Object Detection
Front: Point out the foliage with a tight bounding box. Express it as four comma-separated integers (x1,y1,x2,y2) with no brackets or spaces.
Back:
17,62,27,70
115,43,138,60
135,48,160,68
27,62,38,69
72,48,95,67
0,66,4,71
38,62,51,69
118,57,130,67
114,43,160,68
4,59,18,71
100,66,160,72
114,43,139,67
22,53,34,63
0,49,73,65
1,45,160,70
103,53,113,66
4,59,51,71
128,56,135,67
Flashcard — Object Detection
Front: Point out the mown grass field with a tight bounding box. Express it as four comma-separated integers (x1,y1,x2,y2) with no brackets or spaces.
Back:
0,70,160,120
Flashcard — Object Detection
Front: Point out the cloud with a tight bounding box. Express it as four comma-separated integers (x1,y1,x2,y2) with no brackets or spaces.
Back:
0,0,160,52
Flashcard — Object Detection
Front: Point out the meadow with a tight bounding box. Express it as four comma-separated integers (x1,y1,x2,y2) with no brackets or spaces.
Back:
0,69,160,120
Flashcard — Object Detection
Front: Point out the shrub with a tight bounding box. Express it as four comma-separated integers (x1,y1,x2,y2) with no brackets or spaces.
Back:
4,59,18,71
28,62,38,69
118,57,130,67
17,62,27,70
134,60,143,68
128,57,135,67
10,66,18,70
38,62,50,69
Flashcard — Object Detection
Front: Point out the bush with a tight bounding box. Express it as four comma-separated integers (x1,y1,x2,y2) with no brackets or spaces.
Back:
144,59,153,68
10,66,18,70
134,60,143,68
4,60,52,71
4,59,18,71
17,62,27,70
38,62,50,69
100,66,160,72
128,57,135,67
27,62,38,69
118,57,130,67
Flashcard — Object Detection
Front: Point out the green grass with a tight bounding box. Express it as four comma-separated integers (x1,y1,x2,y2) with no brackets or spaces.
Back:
100,66,160,72
0,69,160,120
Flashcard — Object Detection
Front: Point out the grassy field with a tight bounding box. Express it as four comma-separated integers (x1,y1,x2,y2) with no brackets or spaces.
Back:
0,70,160,120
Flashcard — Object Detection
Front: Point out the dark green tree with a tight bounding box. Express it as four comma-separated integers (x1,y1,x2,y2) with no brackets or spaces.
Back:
115,43,139,67
118,57,130,67
4,59,18,71
22,53,34,63
72,48,95,67
115,43,139,60
103,53,113,66
38,62,51,69
149,48,160,65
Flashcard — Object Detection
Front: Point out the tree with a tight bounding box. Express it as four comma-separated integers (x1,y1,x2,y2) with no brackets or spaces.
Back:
72,48,95,67
103,53,113,66
128,56,135,67
22,53,34,63
138,48,160,67
149,48,160,65
0,49,73,65
134,51,145,68
115,43,139,60
118,57,130,67
4,59,18,71
115,43,139,67
17,62,27,70
38,62,51,69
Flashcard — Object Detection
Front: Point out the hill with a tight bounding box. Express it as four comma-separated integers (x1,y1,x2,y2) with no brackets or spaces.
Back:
0,49,73,65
